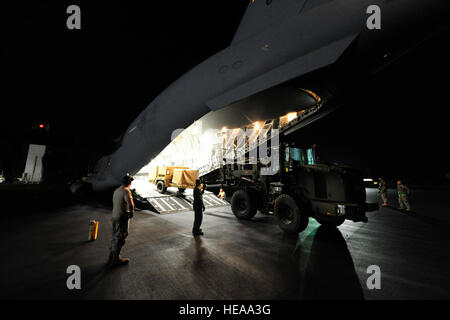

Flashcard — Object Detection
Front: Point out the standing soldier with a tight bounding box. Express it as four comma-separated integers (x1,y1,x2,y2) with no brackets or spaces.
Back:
107,175,135,267
192,179,205,236
397,180,411,211
378,178,388,207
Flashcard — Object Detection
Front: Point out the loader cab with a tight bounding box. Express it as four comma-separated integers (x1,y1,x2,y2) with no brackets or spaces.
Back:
282,143,316,173
281,142,366,204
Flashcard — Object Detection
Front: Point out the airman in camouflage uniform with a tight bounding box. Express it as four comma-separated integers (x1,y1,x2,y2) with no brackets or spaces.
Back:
107,175,135,267
378,178,388,207
397,180,411,211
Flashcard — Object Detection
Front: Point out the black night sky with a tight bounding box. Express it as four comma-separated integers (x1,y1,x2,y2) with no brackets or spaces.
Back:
2,1,450,184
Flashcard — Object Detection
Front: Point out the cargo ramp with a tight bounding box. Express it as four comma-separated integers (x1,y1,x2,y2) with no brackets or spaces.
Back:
145,189,229,215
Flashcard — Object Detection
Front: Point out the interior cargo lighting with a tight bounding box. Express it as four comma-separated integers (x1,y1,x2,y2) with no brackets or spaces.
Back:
287,112,297,122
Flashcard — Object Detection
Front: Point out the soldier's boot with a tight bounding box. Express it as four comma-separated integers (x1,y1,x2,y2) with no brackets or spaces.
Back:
108,253,130,267
115,257,130,265
193,229,204,236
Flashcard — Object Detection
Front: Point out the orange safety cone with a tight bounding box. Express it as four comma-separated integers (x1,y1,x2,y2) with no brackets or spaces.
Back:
88,220,99,241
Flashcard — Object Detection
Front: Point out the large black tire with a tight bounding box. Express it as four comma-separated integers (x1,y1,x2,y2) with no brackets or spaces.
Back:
231,189,258,220
274,194,309,234
315,215,345,227
156,181,167,194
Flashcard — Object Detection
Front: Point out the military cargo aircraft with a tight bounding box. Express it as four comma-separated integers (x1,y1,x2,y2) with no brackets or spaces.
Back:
89,0,449,191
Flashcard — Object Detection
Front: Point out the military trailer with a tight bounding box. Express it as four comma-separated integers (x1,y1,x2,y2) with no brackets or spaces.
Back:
203,143,377,234
148,166,199,194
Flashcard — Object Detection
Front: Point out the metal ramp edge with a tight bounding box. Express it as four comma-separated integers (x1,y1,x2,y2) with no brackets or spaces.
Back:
146,193,229,215
184,194,230,208
146,196,192,214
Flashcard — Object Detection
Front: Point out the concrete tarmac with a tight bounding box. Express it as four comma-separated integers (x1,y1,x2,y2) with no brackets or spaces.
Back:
0,189,449,300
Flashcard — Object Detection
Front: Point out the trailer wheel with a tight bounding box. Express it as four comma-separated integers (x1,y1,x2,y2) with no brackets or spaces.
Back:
231,190,257,220
274,194,308,233
156,181,167,194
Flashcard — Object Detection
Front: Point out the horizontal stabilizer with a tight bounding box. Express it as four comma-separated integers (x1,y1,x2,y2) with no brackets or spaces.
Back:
208,34,358,111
